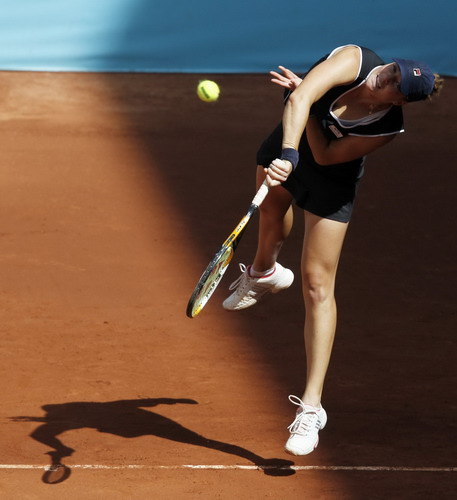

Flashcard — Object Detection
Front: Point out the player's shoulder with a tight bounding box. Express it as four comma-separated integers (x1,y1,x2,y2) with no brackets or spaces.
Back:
327,44,360,61
328,45,383,66
329,45,386,82
325,45,363,73
323,45,363,82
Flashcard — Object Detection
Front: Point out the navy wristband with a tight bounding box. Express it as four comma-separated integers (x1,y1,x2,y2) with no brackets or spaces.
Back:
280,148,299,170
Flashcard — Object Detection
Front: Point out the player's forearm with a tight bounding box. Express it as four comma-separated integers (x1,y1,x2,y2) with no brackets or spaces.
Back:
306,116,395,165
281,92,312,151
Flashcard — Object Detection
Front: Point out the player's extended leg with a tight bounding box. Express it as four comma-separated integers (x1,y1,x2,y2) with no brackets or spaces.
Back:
285,211,349,455
223,166,294,311
301,211,348,404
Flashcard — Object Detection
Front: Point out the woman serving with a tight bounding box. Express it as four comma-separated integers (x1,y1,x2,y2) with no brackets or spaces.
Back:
223,45,443,456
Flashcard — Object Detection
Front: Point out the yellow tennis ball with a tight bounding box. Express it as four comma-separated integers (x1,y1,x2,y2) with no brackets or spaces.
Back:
197,80,220,102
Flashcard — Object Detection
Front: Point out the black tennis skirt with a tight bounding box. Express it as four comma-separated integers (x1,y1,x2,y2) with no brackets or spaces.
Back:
256,123,365,223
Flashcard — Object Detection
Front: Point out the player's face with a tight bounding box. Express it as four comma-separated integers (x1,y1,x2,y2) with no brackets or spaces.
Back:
368,63,406,104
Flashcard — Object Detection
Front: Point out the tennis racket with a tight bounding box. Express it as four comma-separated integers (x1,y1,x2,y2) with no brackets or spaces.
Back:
186,181,269,318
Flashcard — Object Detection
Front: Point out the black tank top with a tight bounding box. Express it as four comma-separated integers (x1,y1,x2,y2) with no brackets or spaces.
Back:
285,45,404,139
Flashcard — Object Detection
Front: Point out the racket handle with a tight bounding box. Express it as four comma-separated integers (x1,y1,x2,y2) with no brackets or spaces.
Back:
251,180,269,207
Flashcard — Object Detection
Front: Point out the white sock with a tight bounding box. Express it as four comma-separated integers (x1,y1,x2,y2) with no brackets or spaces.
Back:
249,265,275,278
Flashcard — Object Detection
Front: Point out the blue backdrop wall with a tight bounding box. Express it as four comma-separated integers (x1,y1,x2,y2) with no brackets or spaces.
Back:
0,0,455,75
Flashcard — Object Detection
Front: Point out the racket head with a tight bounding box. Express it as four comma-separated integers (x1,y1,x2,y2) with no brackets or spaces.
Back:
186,244,234,318
186,184,268,318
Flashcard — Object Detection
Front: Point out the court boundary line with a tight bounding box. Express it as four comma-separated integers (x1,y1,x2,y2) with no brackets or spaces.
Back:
0,464,455,472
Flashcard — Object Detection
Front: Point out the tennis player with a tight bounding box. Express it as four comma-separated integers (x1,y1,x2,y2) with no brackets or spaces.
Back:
223,45,443,455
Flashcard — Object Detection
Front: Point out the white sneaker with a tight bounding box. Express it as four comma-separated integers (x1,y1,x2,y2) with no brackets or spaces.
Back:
222,263,294,311
285,395,327,456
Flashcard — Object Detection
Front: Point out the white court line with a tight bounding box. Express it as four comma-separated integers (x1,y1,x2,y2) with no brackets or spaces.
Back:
0,464,455,472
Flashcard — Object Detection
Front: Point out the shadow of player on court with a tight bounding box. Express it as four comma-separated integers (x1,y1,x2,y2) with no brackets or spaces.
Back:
11,397,295,483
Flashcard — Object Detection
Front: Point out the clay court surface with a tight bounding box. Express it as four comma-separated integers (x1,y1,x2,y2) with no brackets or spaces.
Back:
0,71,456,499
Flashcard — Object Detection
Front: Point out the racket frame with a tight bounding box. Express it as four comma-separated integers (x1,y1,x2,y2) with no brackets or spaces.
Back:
186,181,269,318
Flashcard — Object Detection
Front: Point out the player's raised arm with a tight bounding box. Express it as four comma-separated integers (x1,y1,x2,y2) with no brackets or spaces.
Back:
282,46,360,152
264,47,361,187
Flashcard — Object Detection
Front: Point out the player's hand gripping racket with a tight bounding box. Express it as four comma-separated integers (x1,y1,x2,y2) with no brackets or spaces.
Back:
186,181,269,318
